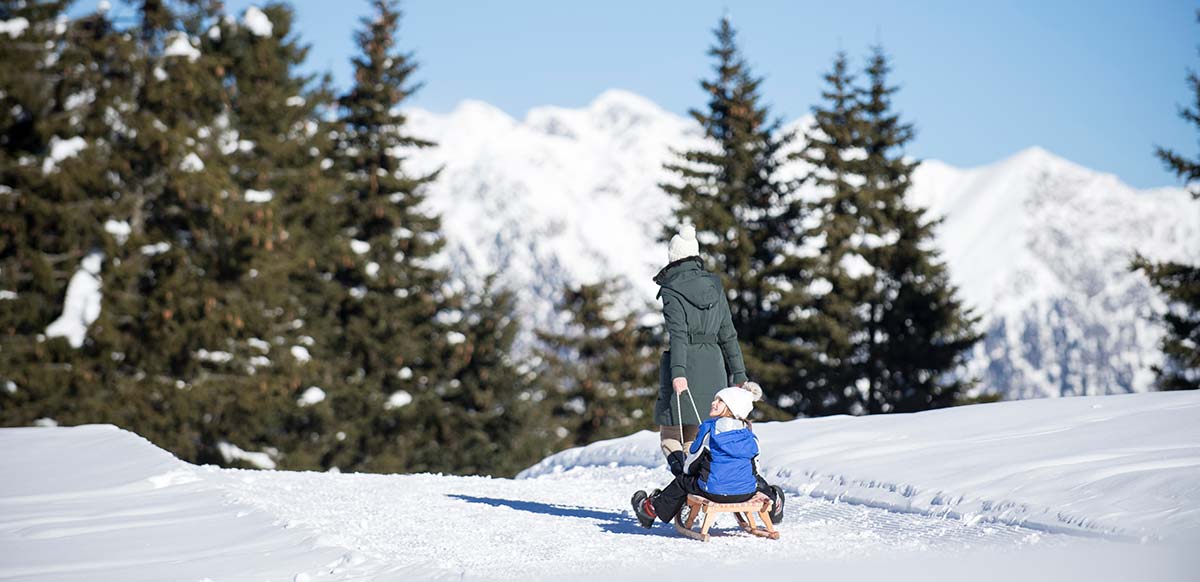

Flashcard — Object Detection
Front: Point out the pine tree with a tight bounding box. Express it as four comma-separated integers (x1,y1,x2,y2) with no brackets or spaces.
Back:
855,47,981,412
1133,11,1200,391
203,3,348,468
660,17,811,411
0,1,137,432
793,52,871,416
536,278,660,447
322,0,463,473
798,49,980,415
422,277,554,477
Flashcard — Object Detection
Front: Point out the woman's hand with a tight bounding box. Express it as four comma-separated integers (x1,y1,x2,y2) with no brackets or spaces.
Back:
672,377,689,395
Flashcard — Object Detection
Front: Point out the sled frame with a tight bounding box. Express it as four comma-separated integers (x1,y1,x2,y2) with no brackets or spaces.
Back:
673,493,779,541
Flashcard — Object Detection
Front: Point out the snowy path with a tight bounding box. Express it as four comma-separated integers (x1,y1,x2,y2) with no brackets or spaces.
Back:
5,392,1199,582
217,464,1065,580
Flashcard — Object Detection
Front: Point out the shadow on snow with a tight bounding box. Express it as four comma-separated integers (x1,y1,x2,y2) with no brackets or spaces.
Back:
447,493,682,537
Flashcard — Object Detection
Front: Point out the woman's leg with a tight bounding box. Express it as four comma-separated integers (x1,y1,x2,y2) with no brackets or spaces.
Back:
659,424,699,475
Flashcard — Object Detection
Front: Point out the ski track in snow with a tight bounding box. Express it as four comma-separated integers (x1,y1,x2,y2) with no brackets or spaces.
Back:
215,464,1066,580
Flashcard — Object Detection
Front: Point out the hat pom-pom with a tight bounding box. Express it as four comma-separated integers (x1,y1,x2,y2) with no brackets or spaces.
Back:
679,224,696,241
742,381,763,401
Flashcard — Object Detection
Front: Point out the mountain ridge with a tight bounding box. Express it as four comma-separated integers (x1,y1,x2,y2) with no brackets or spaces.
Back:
402,90,1199,400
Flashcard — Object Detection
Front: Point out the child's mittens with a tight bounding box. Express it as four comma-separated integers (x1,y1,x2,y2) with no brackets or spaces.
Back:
741,381,763,402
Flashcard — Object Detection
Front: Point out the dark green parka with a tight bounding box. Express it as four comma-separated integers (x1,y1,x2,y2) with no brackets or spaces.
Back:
653,257,748,426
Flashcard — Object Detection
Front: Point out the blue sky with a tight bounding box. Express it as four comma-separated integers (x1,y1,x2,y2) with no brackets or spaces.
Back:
85,0,1197,188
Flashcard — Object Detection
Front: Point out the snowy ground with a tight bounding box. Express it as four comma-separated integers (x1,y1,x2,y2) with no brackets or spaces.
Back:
2,393,1198,581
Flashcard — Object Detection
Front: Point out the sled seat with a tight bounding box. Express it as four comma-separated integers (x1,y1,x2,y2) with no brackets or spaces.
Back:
673,492,779,541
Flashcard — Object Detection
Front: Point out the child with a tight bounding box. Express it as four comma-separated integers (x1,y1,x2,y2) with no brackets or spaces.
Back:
632,385,778,527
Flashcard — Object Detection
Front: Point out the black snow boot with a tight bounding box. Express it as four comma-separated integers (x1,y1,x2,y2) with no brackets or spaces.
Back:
769,485,785,524
666,451,686,476
631,490,657,528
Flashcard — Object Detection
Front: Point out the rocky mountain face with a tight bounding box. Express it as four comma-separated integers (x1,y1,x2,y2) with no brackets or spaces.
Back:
403,90,1200,400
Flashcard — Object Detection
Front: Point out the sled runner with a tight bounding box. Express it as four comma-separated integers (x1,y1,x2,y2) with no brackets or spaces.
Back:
673,492,779,541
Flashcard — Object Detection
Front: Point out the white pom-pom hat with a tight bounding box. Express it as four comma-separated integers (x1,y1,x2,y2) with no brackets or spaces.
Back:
716,386,755,420
669,224,700,263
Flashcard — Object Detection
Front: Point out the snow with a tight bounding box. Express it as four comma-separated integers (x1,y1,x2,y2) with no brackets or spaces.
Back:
103,219,130,245
44,251,103,348
248,337,270,352
41,136,87,174
217,440,276,469
446,331,467,345
0,290,17,300
290,345,311,363
179,152,205,172
286,95,305,107
196,349,233,364
63,89,95,111
163,32,200,61
242,6,274,37
0,17,29,38
524,392,1200,541
365,261,380,277
384,390,412,409
244,188,273,203
349,239,370,255
140,241,170,256
297,386,325,406
1,393,1196,581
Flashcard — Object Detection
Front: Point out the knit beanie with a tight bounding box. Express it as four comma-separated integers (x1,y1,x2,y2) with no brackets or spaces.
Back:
716,386,755,420
668,225,700,263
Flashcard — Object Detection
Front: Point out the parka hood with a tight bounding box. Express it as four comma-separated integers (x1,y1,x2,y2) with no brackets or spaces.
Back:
655,257,720,310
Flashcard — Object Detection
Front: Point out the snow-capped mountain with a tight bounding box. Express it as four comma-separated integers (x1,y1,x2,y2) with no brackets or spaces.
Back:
404,89,1200,400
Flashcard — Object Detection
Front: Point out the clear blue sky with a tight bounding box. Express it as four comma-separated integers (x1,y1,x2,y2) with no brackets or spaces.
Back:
85,0,1197,188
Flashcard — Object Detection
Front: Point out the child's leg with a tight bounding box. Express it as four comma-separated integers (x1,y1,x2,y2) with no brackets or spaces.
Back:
756,474,776,502
658,425,699,475
650,474,704,523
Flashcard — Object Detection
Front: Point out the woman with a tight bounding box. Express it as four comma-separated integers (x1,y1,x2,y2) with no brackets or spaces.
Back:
652,224,785,523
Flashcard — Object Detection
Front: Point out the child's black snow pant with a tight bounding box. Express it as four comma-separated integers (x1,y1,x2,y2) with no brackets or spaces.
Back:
649,475,756,523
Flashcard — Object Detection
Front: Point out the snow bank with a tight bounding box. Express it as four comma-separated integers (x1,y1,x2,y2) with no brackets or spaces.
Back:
521,392,1200,540
0,426,391,581
44,251,103,348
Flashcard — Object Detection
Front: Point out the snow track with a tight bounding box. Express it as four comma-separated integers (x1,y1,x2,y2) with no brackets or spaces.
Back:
217,464,1060,580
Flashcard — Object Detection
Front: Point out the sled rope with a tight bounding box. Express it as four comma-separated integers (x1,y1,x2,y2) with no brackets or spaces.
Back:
675,388,704,436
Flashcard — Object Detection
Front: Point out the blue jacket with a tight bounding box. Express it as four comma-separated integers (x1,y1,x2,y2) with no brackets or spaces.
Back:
684,417,759,496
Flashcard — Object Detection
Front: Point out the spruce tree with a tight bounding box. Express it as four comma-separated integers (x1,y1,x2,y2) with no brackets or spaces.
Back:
0,1,137,433
323,0,462,473
798,49,980,415
793,52,871,416
661,17,810,412
424,277,554,476
536,278,659,447
204,3,348,468
855,47,981,412
1133,12,1200,391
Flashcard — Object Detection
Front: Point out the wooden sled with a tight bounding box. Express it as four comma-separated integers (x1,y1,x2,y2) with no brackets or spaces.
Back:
673,492,779,541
